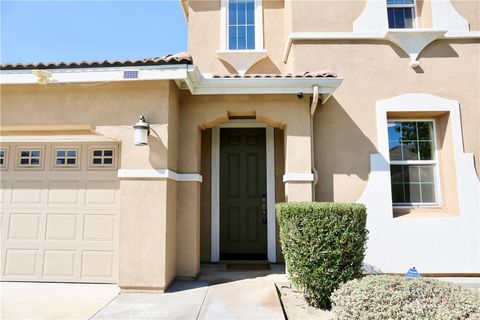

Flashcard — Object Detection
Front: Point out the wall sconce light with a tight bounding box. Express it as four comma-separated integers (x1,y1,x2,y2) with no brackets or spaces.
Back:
133,116,150,146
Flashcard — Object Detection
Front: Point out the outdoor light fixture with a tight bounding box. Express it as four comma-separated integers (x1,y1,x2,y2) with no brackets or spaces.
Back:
133,116,150,146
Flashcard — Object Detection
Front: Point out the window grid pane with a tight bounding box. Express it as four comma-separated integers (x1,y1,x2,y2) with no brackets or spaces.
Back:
228,0,255,50
19,149,42,167
55,149,77,167
387,0,414,29
388,121,435,161
0,149,5,167
390,164,437,204
91,149,115,166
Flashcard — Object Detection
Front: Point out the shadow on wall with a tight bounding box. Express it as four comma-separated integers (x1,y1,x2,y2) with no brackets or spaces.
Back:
189,0,219,12
247,57,281,75
314,97,377,202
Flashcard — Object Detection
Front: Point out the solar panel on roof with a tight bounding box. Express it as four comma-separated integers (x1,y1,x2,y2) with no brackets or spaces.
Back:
123,70,139,79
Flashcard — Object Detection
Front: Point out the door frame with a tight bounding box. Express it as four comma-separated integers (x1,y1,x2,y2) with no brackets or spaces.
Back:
211,120,276,262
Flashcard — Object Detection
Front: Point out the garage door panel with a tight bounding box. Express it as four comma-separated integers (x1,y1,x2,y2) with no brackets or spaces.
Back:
47,180,80,205
8,213,41,240
1,142,120,283
4,249,38,277
83,214,115,241
0,180,8,204
46,214,78,240
81,251,115,279
43,250,76,277
11,180,44,204
85,180,119,205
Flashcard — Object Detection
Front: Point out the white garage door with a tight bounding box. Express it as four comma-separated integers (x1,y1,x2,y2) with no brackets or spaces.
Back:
0,141,120,283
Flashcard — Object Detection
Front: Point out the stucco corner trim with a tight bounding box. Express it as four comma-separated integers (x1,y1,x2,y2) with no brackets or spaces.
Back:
117,169,202,182
283,173,314,182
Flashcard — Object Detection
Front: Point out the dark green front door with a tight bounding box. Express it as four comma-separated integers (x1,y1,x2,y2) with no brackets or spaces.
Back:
220,128,267,260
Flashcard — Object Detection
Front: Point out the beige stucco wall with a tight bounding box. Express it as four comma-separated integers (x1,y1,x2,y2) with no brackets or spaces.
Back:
187,0,479,76
1,81,180,290
304,40,479,205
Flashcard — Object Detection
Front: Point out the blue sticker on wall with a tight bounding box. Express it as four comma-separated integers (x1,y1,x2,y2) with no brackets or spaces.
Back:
405,267,420,278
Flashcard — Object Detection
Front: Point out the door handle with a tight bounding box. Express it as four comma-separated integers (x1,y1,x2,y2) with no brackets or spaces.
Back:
261,195,267,224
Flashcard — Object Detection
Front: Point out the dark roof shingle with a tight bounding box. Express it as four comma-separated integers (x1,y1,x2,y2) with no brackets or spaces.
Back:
212,71,337,79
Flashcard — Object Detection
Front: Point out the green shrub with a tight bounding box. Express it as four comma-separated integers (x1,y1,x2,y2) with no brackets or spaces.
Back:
331,275,480,320
276,202,368,309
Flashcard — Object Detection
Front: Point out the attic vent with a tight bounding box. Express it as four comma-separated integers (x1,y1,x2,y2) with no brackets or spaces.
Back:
123,70,139,79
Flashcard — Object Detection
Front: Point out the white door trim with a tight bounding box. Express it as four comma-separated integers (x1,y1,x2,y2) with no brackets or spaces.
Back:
211,120,276,262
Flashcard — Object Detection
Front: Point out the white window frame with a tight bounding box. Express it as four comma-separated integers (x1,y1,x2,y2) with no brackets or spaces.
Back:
388,119,441,207
386,0,418,29
52,146,80,170
87,146,117,170
220,0,264,51
0,146,9,170
15,146,45,170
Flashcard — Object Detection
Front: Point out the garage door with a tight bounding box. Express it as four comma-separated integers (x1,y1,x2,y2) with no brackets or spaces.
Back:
0,141,120,283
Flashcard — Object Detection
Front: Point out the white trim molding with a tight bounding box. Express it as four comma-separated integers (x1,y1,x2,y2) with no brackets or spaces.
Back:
0,135,117,143
117,168,203,182
218,0,266,75
211,120,276,263
216,50,268,76
358,93,480,273
220,0,264,51
282,30,479,67
283,173,314,182
283,0,477,67
1,65,344,103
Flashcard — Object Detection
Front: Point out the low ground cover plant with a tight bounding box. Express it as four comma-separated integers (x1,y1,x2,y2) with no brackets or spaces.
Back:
276,202,368,309
331,275,480,319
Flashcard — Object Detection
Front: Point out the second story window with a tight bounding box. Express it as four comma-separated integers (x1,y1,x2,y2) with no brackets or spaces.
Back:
387,0,415,29
228,0,255,50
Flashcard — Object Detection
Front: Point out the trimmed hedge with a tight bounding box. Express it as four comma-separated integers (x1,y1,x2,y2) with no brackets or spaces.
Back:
331,275,480,319
276,202,368,309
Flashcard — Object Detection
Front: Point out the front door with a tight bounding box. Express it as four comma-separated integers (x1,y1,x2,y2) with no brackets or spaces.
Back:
220,128,267,260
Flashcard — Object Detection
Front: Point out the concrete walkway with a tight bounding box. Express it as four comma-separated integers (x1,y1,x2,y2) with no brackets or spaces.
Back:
93,264,286,320
0,282,119,320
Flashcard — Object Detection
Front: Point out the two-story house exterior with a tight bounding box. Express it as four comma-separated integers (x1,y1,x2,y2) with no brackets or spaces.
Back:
1,0,479,291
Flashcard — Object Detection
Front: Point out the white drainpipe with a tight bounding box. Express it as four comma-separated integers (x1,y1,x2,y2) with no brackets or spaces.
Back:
310,85,319,201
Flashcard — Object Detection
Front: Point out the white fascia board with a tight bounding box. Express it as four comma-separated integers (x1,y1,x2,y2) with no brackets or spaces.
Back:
189,76,343,95
0,64,190,85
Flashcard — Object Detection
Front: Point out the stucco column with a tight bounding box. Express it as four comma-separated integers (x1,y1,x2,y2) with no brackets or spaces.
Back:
283,116,313,202
175,115,202,278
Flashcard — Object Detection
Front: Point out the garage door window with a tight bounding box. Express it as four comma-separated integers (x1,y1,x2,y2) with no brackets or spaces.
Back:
53,148,79,169
0,148,7,168
90,148,115,168
18,149,43,168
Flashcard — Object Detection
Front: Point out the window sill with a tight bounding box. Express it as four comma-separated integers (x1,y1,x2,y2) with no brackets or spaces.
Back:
216,50,268,75
393,206,458,218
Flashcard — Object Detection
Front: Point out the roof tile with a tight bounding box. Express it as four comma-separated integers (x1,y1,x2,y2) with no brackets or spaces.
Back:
0,52,193,71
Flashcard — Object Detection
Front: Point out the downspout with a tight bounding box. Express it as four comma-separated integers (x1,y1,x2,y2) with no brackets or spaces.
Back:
310,85,319,201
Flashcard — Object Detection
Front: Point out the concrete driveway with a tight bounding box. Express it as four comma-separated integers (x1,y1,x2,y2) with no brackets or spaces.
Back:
0,282,119,320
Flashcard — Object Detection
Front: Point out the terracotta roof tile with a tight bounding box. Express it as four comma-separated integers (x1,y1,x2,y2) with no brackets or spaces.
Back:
0,52,193,71
212,70,337,79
